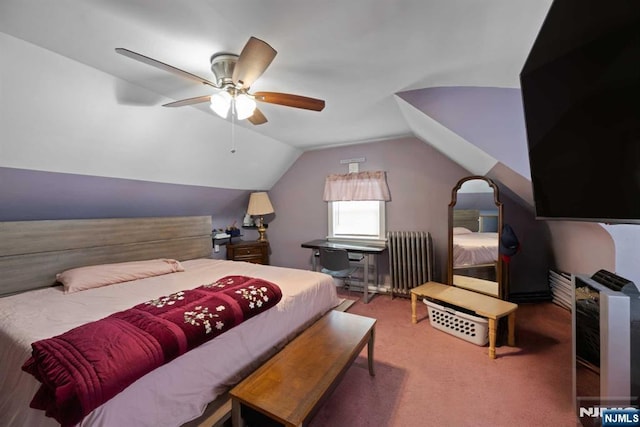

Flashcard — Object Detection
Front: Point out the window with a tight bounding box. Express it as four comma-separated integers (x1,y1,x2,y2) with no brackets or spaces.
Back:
328,200,386,242
323,170,390,242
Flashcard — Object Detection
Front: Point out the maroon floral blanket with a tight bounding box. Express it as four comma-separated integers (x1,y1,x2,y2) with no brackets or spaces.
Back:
22,275,282,427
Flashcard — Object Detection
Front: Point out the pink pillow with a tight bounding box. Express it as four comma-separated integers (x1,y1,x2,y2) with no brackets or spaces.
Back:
57,259,185,294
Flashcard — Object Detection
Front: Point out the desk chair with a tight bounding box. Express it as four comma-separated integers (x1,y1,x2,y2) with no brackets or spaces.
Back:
318,248,359,291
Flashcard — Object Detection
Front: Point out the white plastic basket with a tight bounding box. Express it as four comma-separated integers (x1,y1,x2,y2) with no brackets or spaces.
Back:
424,299,489,346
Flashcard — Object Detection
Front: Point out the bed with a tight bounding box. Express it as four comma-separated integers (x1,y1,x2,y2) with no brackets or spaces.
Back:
452,228,499,268
451,209,499,270
0,216,340,427
451,209,499,295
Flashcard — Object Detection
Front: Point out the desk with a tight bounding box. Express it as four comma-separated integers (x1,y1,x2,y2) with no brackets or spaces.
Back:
301,239,387,304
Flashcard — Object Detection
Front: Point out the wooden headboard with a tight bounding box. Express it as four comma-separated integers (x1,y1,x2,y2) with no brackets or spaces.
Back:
0,216,212,297
453,209,480,232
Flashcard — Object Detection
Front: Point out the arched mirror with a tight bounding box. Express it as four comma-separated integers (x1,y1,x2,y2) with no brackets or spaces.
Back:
447,176,505,299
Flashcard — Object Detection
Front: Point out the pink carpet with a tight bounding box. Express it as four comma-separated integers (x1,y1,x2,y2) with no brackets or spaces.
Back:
308,291,578,427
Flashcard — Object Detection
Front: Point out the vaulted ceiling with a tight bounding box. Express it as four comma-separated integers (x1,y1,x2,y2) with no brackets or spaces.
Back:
0,0,552,151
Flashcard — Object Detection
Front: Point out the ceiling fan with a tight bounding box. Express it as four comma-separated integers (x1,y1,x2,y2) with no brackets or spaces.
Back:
115,37,325,125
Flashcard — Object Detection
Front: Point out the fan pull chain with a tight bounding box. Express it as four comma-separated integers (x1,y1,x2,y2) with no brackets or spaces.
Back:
230,99,236,154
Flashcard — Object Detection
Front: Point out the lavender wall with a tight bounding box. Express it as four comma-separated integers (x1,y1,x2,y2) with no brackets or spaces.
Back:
0,166,255,259
0,146,559,296
264,135,554,296
400,86,624,288
266,136,470,283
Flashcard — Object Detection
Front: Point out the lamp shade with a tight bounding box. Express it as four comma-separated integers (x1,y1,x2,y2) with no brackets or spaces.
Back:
209,90,256,121
210,91,232,118
235,94,257,120
247,192,274,216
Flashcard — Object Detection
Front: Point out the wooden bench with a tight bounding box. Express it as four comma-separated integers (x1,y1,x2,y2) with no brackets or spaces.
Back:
411,282,518,359
229,310,376,427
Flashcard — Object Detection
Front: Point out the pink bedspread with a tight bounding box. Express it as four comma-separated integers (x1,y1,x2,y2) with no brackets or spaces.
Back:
22,275,282,427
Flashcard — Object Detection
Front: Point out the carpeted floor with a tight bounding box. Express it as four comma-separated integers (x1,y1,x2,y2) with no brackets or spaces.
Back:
307,290,578,427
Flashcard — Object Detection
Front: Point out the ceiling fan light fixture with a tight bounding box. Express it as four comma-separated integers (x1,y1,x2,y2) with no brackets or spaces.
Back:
117,37,324,127
210,91,232,118
235,93,257,120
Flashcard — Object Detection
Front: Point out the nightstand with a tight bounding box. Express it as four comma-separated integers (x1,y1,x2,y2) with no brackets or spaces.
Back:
226,240,269,265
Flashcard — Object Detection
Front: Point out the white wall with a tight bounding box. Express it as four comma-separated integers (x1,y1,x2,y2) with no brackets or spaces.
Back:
0,32,300,190
602,225,640,285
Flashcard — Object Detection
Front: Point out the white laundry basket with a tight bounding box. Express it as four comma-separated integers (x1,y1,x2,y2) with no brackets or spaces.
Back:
424,299,489,346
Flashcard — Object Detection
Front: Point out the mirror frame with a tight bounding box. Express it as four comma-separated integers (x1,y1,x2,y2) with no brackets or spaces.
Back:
447,176,505,299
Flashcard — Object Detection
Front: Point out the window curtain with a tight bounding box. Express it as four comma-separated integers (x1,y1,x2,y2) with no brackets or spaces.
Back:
323,171,391,201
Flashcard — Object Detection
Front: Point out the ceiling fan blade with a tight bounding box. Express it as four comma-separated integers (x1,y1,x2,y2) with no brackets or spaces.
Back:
162,95,211,107
116,48,217,87
254,92,325,111
247,107,268,125
232,37,277,89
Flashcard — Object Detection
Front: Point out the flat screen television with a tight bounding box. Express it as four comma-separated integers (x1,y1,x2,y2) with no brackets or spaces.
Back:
520,0,640,224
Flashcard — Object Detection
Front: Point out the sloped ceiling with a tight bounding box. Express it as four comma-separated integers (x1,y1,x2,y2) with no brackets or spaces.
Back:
396,86,535,207
398,87,530,178
0,0,552,191
0,0,551,148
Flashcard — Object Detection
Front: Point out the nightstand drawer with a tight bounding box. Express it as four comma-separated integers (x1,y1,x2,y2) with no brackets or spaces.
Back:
235,246,263,257
226,241,269,265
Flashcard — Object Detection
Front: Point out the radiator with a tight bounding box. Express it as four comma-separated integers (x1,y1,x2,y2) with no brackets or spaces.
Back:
388,231,433,298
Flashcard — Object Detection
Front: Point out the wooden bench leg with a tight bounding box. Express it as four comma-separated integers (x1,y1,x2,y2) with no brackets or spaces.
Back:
368,327,375,376
488,318,497,359
411,292,418,324
507,311,516,346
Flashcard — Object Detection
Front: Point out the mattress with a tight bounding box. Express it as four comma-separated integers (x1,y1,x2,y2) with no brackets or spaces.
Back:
0,259,340,427
453,232,499,267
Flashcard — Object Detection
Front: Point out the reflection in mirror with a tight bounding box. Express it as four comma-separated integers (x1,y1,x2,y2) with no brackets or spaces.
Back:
448,176,504,299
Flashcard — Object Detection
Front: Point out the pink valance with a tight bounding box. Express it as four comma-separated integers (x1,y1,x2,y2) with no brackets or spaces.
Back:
323,171,391,201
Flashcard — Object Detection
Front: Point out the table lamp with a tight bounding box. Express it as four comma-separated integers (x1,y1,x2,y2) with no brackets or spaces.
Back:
247,192,274,242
